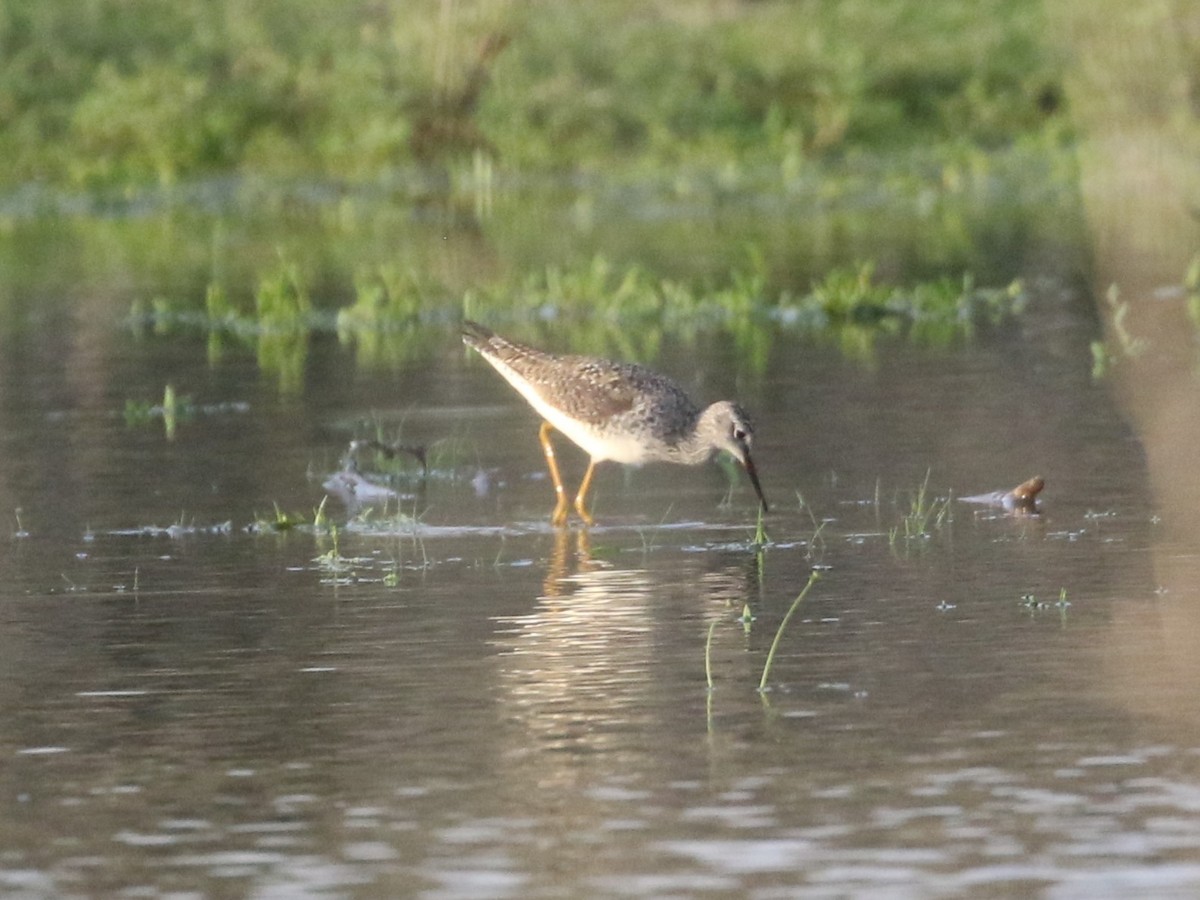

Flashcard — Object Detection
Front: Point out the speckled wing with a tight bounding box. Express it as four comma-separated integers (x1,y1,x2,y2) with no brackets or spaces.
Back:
528,356,641,424
480,343,644,424
462,321,699,439
462,324,620,415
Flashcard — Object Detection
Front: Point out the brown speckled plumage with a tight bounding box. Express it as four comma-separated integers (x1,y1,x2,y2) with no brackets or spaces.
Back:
463,322,704,453
462,320,768,524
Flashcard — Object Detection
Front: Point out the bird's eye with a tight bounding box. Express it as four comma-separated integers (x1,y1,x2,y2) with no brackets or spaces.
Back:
733,428,747,441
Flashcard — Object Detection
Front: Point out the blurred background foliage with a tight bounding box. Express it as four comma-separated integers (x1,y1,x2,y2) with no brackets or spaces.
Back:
1,0,1197,382
0,0,1073,189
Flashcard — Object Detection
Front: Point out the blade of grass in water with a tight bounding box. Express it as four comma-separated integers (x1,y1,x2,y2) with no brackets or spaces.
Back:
705,619,718,693
758,570,822,693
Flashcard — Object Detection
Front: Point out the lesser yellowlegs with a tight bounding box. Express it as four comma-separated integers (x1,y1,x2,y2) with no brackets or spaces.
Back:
462,321,768,525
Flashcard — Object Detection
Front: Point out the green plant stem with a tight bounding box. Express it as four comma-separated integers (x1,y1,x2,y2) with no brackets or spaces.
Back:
705,619,718,693
758,570,821,693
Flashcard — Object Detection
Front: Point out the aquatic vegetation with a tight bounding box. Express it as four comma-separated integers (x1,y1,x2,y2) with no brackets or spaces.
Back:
132,256,320,391
795,492,829,562
705,620,718,694
1187,255,1200,332
249,500,333,535
135,258,441,379
738,604,754,636
124,384,189,439
783,264,1025,336
336,265,444,369
311,528,427,584
1087,259,1200,379
311,495,331,532
337,422,471,489
1020,588,1072,615
474,256,1026,354
311,527,409,584
752,504,768,549
889,470,953,547
343,437,429,481
343,497,425,532
253,258,314,393
123,384,250,439
313,529,355,580
758,569,822,694
128,249,1029,387
1090,284,1148,378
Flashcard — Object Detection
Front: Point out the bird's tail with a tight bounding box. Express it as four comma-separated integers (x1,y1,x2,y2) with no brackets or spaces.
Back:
461,319,496,351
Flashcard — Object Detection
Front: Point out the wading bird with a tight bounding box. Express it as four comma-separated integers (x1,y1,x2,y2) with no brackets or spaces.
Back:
462,321,768,525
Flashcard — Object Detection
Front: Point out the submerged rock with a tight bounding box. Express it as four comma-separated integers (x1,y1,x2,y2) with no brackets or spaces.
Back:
960,475,1044,515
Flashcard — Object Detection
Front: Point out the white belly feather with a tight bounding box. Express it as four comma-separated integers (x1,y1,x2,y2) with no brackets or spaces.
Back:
492,363,651,465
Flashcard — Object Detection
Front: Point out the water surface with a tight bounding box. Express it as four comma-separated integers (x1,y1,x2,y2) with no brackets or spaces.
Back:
1,175,1199,898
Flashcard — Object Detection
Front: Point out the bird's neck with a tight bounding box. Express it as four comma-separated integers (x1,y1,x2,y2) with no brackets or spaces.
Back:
673,411,717,464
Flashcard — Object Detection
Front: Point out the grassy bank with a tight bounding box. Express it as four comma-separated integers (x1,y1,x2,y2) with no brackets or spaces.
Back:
1,0,1067,188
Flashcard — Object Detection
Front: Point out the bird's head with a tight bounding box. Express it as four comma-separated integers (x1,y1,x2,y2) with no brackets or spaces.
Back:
701,401,768,513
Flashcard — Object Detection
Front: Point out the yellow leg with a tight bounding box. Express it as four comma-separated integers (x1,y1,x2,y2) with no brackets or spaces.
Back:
539,421,570,526
573,459,597,527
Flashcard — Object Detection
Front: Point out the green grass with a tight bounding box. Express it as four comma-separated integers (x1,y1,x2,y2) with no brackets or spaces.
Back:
889,470,953,546
759,570,822,694
337,265,446,369
705,619,718,693
0,0,1068,190
1,1,1112,390
795,492,828,562
1090,283,1150,378
250,502,309,533
130,251,1029,384
488,2,1065,171
124,383,188,431
467,256,1026,364
131,251,1029,385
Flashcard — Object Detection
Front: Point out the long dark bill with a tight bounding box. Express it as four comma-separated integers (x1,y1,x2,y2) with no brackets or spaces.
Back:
741,450,769,513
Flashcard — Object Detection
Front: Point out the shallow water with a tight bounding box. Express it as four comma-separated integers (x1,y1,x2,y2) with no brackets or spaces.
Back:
2,175,1200,897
